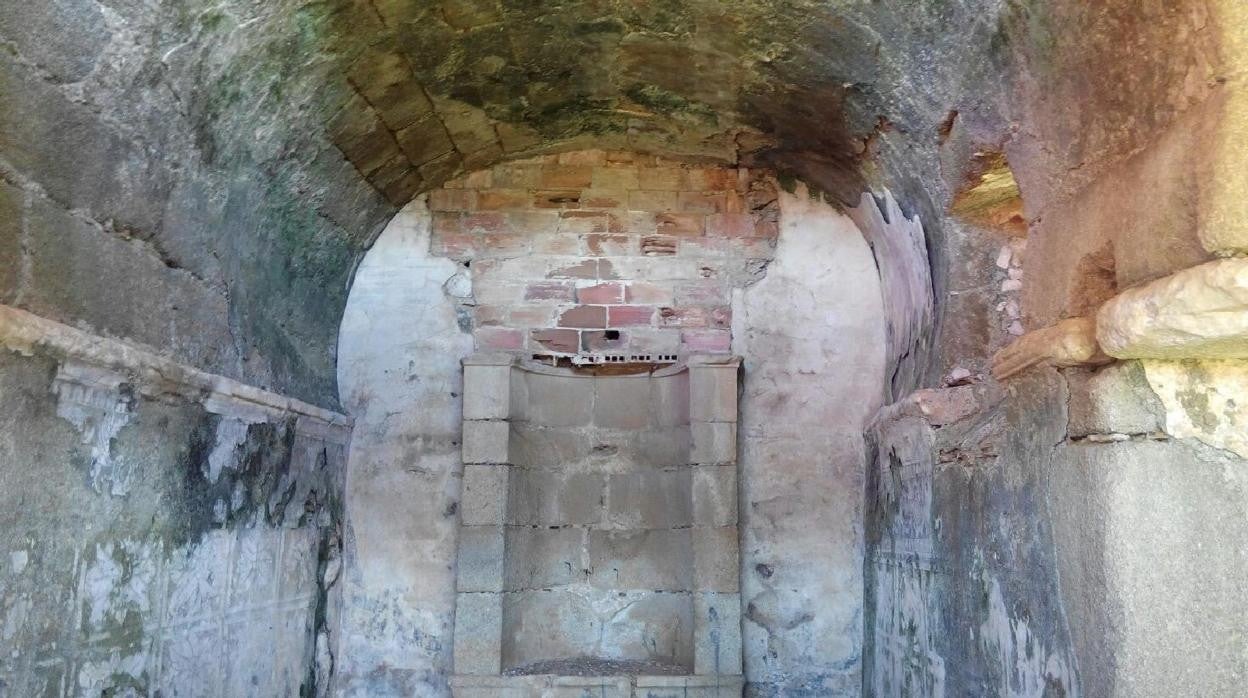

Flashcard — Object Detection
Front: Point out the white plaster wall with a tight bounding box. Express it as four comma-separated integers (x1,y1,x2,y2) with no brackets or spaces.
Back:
336,199,474,697
735,186,887,695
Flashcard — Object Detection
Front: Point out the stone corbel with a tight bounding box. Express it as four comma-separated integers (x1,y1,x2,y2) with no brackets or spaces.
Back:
992,258,1248,380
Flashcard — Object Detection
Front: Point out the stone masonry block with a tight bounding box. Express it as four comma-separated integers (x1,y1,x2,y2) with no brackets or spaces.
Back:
521,371,593,427
691,422,737,465
634,675,746,698
606,470,692,529
504,527,586,589
462,419,510,464
689,361,739,422
461,465,509,526
453,592,503,675
507,470,604,526
693,527,739,592
457,526,505,592
694,593,743,676
464,362,512,420
692,466,737,526
593,376,651,429
1066,362,1165,437
589,529,692,591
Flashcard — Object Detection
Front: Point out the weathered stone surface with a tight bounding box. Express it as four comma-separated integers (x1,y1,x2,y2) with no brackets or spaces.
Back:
507,470,604,526
691,422,737,465
589,529,693,591
605,470,693,529
694,593,744,676
462,465,510,526
1066,362,1165,437
1141,359,1248,458
693,528,740,593
504,527,585,589
692,466,738,527
1097,258,1248,360
463,419,511,464
458,526,506,593
455,593,505,675
464,359,513,420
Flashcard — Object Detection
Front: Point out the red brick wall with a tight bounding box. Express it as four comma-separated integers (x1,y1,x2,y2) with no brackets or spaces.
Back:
428,150,779,357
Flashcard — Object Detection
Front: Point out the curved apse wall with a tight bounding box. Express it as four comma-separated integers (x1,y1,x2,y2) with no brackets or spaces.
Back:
335,153,903,697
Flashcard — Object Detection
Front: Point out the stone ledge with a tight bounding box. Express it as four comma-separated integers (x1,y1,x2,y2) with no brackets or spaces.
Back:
0,303,352,435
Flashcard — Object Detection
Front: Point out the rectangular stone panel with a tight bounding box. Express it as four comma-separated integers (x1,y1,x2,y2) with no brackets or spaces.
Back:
521,371,593,427
693,593,743,676
458,526,505,592
462,465,509,526
500,590,600,670
463,419,510,464
589,529,692,591
692,527,739,592
598,592,694,669
464,362,512,420
692,466,737,527
691,422,736,465
454,592,504,675
593,376,652,429
605,470,692,529
504,527,586,589
689,364,738,423
507,469,604,526
634,674,746,697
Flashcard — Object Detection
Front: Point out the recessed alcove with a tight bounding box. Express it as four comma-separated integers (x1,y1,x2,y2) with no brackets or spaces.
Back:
453,353,743,697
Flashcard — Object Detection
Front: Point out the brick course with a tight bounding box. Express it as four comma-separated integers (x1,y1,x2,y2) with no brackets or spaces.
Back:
428,150,778,357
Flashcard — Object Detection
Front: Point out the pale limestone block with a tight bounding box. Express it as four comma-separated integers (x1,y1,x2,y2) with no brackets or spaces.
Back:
605,470,692,529
650,369,691,427
693,527,740,593
503,527,585,589
588,529,693,591
453,592,503,675
507,470,604,526
689,359,740,423
597,593,695,668
692,465,738,526
463,358,512,420
593,375,652,429
462,420,510,464
456,526,505,592
693,593,743,676
1066,362,1165,438
1097,258,1248,359
1142,359,1248,458
461,465,509,526
691,421,737,465
522,370,593,427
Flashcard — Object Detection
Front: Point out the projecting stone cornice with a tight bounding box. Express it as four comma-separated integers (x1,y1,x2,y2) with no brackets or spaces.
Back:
0,303,352,436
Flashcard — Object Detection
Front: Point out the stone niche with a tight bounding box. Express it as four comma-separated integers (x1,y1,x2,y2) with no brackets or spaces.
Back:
452,353,744,698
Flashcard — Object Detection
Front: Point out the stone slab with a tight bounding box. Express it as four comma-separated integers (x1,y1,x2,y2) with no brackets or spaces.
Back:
463,419,510,464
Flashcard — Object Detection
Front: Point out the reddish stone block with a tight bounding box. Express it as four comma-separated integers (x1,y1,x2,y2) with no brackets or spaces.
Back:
508,305,555,326
533,190,582,208
429,188,473,211
659,306,709,328
582,329,627,352
641,236,678,256
476,327,524,351
473,189,530,210
681,329,731,353
579,189,627,209
644,167,687,190
629,190,677,211
598,259,619,280
548,260,599,279
557,211,609,234
591,167,640,190
686,168,740,191
479,233,529,257
557,150,606,166
677,191,727,213
722,191,747,214
585,234,635,256
507,211,560,235
626,282,673,305
608,211,655,234
558,305,607,328
463,212,509,234
608,305,655,327
539,165,593,188
525,281,576,301
709,306,732,328
705,213,756,238
473,305,508,326
576,282,625,304
530,234,581,255
655,213,704,236
531,329,579,353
